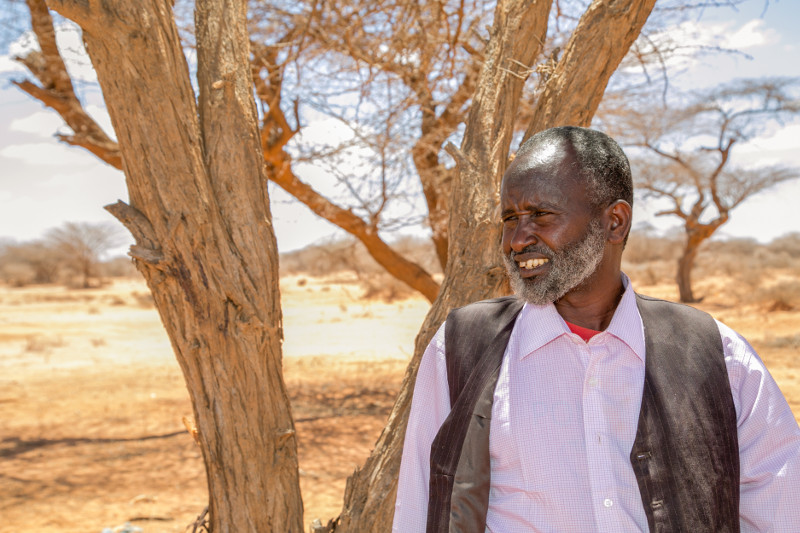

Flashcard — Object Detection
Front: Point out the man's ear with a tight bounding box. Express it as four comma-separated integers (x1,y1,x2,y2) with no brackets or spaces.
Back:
605,200,632,245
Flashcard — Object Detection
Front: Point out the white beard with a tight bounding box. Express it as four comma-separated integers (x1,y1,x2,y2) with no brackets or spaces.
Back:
502,219,606,305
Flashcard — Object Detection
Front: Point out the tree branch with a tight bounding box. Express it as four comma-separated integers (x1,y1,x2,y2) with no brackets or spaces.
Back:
269,162,441,302
15,0,122,169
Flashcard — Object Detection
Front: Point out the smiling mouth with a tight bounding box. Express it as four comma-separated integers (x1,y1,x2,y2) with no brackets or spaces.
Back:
518,258,549,269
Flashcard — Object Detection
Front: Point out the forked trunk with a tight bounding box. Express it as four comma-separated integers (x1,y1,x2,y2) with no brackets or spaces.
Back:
332,0,658,530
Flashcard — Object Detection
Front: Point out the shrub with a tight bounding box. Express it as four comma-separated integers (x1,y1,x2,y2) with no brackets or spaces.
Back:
755,280,800,312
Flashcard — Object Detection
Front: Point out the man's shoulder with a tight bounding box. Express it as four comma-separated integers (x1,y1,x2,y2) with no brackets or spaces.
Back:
634,292,715,321
447,296,524,323
453,295,521,310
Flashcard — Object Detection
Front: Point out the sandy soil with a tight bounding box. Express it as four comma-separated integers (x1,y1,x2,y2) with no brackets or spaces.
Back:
0,274,798,532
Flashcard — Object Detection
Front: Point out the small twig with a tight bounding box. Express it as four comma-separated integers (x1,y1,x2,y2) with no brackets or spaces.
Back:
187,506,209,533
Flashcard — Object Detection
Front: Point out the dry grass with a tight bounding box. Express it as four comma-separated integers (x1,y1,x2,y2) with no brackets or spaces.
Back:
0,249,798,532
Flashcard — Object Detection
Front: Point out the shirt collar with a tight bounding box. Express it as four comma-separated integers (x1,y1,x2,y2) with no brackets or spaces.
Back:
513,273,646,362
604,273,646,362
513,301,571,360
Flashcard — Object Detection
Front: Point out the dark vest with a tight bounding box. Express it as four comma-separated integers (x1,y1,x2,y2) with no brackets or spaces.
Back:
426,294,740,533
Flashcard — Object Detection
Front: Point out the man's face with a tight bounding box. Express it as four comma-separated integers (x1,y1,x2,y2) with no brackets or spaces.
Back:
500,147,607,305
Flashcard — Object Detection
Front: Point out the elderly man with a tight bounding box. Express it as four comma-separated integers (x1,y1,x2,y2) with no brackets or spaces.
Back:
393,126,800,532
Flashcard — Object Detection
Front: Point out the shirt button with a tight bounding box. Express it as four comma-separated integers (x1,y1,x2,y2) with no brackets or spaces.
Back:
588,376,598,387
604,498,613,508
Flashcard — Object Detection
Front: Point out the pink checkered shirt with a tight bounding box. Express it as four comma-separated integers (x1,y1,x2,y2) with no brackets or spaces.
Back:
393,277,800,532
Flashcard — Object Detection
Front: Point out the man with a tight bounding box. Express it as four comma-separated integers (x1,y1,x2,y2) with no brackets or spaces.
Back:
393,126,800,532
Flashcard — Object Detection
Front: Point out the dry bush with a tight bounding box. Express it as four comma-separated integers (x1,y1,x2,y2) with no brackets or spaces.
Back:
24,334,66,353
755,280,800,312
621,230,681,287
767,232,800,258
622,261,675,287
0,234,135,288
622,231,682,264
100,256,140,278
132,291,155,308
758,332,800,350
0,241,61,286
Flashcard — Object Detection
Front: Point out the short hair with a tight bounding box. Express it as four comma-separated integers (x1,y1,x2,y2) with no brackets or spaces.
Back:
516,126,634,210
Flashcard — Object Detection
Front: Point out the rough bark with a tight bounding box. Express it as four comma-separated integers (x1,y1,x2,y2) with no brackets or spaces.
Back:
333,0,658,530
47,0,303,531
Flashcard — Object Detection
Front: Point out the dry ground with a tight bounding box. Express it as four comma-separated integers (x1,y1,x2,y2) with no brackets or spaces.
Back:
0,273,798,533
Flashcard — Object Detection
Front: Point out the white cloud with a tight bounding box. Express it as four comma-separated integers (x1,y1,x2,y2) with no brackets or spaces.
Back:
9,111,67,138
733,122,800,168
0,55,26,75
0,142,99,167
85,104,115,138
721,19,779,50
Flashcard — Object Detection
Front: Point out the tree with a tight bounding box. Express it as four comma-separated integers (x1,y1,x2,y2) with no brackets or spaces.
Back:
13,0,656,530
615,78,800,302
45,221,123,287
40,0,303,530
0,239,61,285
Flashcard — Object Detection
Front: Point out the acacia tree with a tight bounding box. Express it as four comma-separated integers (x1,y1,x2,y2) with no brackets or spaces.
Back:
45,220,123,287
14,0,656,531
616,78,800,302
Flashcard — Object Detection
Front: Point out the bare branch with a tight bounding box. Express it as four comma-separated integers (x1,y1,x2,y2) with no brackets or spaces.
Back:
14,0,122,169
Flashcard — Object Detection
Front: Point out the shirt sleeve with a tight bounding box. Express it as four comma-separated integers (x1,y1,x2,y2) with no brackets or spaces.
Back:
392,322,451,533
718,320,800,531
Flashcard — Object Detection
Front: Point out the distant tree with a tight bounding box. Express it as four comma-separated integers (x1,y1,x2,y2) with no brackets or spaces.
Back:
45,221,123,287
613,78,800,302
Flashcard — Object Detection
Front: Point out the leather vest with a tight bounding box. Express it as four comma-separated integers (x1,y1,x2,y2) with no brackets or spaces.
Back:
426,294,739,532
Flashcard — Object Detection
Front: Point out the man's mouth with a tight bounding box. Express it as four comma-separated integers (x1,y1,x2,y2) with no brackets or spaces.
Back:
518,258,549,269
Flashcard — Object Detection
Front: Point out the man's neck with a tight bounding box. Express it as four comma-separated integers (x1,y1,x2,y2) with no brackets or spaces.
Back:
554,271,626,331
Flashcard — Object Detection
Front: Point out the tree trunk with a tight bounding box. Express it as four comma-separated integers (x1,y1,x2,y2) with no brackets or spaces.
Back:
676,242,699,303
331,1,553,530
676,225,715,303
333,0,658,530
48,0,303,531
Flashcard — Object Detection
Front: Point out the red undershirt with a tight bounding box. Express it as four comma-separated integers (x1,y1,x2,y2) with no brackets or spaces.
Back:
566,321,601,342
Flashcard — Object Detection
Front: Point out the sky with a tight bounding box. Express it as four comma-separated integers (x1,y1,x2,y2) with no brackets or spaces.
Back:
0,0,798,257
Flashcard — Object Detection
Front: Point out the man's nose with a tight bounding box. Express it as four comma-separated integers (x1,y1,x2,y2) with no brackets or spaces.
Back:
510,216,537,252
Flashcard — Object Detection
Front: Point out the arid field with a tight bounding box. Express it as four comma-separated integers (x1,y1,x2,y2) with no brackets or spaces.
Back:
1,268,798,533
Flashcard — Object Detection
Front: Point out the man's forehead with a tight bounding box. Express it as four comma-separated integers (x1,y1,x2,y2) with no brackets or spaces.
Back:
503,141,579,191
512,140,567,172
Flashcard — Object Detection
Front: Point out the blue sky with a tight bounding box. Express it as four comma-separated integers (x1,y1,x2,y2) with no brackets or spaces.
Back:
0,0,798,255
